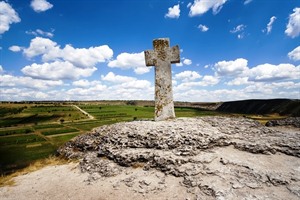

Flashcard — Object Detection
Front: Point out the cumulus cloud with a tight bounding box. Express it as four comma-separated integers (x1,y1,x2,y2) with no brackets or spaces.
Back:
31,0,53,13
0,88,52,100
0,1,21,34
198,24,209,32
285,7,300,38
263,16,276,34
108,52,149,74
66,74,153,101
0,65,3,73
201,75,220,86
72,79,101,88
247,63,300,82
23,37,58,58
20,37,113,80
227,77,249,86
214,58,248,76
26,29,54,38
175,71,202,82
21,61,97,80
9,45,22,52
23,37,113,68
165,4,180,19
183,59,192,65
189,0,228,17
0,74,63,90
288,46,300,61
120,80,152,90
101,72,136,83
174,75,220,92
176,58,192,67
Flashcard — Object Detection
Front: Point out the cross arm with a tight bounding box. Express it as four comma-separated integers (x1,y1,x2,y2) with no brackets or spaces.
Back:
144,50,157,66
170,45,180,64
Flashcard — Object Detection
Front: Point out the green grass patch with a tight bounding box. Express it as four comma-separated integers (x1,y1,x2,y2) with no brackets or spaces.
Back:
41,128,79,136
0,127,34,136
33,123,64,129
50,133,81,146
0,142,57,175
0,134,45,145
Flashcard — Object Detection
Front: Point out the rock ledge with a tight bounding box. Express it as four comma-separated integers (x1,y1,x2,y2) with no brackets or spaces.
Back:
59,117,300,199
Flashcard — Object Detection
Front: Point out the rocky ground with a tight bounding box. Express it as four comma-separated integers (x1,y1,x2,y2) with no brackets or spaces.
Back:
266,117,300,128
1,116,299,200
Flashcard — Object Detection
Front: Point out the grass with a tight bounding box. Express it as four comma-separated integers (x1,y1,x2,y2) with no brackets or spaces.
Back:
0,127,34,136
245,114,288,125
0,134,46,145
41,128,80,136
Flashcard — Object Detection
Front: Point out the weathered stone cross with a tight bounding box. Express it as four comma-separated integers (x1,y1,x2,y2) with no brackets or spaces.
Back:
144,38,180,121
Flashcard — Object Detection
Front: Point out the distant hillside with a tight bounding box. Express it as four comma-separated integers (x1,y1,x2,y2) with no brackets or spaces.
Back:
216,99,300,117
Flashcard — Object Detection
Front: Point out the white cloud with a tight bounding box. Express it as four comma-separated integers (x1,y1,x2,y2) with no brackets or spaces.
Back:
9,45,22,52
288,46,300,61
0,74,63,90
230,24,246,39
0,88,52,101
101,72,136,83
230,24,246,33
189,0,228,17
176,58,192,66
285,7,300,38
244,0,253,5
61,44,113,68
120,80,152,90
201,75,220,86
21,61,97,80
174,75,220,92
237,33,244,39
183,59,192,65
72,79,101,88
21,37,113,80
214,58,248,76
26,29,54,38
23,37,58,58
227,77,249,86
198,24,209,32
0,1,21,34
30,0,53,13
66,76,153,101
247,63,300,82
108,52,149,74
23,37,113,68
175,71,202,82
0,65,3,73
264,16,276,34
165,4,180,19
176,62,183,67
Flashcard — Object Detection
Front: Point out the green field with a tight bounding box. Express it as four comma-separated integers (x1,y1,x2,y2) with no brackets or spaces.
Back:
0,102,224,175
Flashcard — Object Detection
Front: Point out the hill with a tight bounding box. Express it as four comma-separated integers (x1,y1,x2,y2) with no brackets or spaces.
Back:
216,99,300,116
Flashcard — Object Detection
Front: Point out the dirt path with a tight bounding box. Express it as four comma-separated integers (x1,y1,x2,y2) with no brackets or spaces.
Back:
72,105,94,120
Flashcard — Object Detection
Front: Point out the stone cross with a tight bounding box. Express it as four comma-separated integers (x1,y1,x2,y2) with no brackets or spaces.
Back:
144,38,180,121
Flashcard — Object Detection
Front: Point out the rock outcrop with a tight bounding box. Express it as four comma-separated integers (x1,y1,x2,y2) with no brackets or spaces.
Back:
266,117,300,128
58,117,300,199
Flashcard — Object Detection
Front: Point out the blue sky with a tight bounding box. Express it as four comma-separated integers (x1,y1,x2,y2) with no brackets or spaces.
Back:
0,0,299,102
